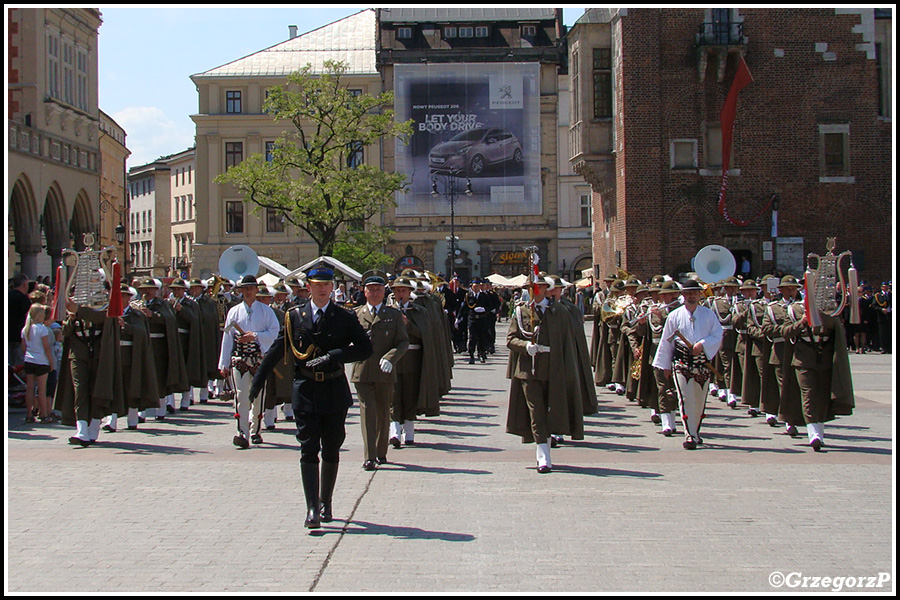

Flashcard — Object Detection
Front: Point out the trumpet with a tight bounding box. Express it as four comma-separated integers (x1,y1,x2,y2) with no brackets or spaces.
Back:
625,298,682,326
600,295,633,322
129,298,147,312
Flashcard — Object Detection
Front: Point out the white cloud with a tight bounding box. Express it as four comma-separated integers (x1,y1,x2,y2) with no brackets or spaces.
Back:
112,106,195,169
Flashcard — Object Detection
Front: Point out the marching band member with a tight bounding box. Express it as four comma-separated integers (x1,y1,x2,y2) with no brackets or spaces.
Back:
167,278,207,412
218,275,279,449
780,287,854,451
189,277,220,405
759,275,805,437
652,279,723,450
57,285,124,446
136,279,188,421
506,275,590,472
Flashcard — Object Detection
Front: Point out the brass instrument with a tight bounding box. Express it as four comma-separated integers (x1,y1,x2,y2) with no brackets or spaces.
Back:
129,298,147,312
600,295,633,322
805,237,858,327
61,233,116,309
630,347,643,381
208,274,230,328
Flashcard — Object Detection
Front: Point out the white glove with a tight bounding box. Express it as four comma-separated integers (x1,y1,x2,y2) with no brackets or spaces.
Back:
537,345,551,354
526,342,539,357
474,306,486,313
379,358,393,374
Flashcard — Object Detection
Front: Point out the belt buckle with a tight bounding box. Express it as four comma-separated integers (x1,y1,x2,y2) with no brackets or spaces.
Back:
315,371,325,382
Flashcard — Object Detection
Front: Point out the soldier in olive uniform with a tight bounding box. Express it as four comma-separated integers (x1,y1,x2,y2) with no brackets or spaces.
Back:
166,278,207,412
103,285,159,432
189,277,220,404
758,275,805,437
351,271,409,470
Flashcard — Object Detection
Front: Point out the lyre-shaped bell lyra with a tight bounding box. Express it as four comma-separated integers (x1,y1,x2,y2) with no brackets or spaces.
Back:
61,233,117,309
805,237,858,327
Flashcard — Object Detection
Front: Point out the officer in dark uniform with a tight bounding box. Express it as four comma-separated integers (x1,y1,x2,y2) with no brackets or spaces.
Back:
460,278,494,364
250,263,372,530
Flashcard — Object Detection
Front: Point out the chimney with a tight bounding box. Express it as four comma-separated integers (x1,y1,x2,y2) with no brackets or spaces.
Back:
288,25,298,39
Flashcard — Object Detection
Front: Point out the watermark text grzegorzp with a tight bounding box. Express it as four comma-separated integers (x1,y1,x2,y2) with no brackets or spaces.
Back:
769,571,891,592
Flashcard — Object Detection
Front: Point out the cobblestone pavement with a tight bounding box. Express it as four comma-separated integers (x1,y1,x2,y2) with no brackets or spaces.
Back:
6,323,894,593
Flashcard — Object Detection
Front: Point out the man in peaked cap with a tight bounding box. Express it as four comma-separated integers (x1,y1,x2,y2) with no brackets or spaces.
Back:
351,270,409,470
251,261,372,528
218,274,280,449
652,278,723,450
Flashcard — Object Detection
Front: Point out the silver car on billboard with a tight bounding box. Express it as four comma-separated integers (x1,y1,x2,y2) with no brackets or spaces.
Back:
428,127,523,177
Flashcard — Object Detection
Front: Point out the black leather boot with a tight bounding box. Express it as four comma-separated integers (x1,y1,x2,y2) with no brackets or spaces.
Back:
319,461,339,523
300,462,321,529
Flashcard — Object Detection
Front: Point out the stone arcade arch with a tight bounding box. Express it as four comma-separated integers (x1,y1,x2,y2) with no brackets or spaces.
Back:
42,183,69,280
9,176,41,278
70,190,95,251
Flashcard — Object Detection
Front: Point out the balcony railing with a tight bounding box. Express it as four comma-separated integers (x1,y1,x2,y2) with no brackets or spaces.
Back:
697,22,745,46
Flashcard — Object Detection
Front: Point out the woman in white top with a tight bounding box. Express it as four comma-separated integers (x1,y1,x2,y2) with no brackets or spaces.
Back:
20,304,57,424
333,283,347,304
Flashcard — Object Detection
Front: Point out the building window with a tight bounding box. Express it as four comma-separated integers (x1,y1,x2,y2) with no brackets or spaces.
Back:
459,26,474,38
188,166,192,184
265,141,276,162
444,26,457,39
225,142,243,170
522,25,537,38
397,27,412,39
47,32,60,100
592,48,612,119
226,91,242,114
266,208,285,233
704,123,723,168
671,140,698,170
76,47,88,111
475,26,489,38
226,201,244,233
188,194,193,220
824,134,846,173
580,194,592,228
347,141,363,169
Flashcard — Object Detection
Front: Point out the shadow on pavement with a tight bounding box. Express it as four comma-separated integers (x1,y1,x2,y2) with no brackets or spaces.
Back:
550,465,663,478
340,520,476,542
383,462,493,475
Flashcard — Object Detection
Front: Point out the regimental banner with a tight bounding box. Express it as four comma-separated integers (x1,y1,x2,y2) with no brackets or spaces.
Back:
394,63,542,217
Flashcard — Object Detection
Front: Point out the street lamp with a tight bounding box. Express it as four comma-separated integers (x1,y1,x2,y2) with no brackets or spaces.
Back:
114,223,126,245
431,169,472,274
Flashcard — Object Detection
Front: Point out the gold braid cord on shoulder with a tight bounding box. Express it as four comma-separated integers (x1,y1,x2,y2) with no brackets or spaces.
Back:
284,307,317,364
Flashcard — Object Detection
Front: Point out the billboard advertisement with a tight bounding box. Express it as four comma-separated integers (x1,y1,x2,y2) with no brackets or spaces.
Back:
394,63,542,217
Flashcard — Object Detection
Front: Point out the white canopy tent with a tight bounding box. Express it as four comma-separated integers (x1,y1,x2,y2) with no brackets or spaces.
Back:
289,255,363,282
486,273,529,288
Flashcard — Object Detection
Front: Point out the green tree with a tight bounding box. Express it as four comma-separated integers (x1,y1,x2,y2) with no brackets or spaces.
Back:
215,61,413,263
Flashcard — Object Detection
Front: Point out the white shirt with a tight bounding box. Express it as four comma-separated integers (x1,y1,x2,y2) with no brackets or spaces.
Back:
22,323,51,366
311,301,330,323
218,300,280,370
652,304,723,371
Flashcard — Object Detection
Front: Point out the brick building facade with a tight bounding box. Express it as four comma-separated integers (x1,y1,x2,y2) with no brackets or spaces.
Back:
569,8,892,284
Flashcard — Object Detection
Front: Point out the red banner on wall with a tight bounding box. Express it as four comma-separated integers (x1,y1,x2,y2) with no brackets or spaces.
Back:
717,56,755,226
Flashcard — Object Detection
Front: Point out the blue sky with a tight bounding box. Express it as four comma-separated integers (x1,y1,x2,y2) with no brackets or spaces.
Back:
97,6,586,168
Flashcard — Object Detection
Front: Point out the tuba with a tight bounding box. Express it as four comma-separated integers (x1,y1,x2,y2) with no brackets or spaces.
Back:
61,233,117,309
805,237,858,327
693,245,736,298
